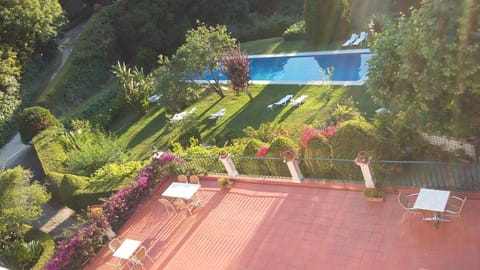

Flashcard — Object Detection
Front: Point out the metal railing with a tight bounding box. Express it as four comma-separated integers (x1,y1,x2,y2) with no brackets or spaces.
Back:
177,155,480,191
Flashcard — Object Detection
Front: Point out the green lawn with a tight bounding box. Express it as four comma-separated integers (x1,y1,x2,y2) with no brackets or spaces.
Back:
117,84,375,161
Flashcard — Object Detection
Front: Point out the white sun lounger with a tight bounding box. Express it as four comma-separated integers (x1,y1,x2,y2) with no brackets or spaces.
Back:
274,94,294,106
342,33,358,47
209,108,226,119
290,95,308,106
352,32,367,46
170,107,197,122
147,94,162,103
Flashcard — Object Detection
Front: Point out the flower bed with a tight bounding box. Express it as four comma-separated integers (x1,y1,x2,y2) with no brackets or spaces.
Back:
46,162,162,269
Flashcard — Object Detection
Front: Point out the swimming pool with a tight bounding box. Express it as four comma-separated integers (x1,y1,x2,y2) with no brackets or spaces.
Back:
195,49,372,86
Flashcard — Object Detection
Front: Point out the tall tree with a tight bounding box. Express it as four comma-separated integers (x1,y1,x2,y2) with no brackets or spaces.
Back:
366,0,480,138
222,47,252,100
304,0,350,44
172,22,237,98
0,0,65,60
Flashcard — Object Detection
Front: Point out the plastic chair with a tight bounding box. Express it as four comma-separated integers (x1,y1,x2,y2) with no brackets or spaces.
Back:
177,174,188,183
444,196,467,217
128,246,154,270
189,175,200,185
158,198,177,214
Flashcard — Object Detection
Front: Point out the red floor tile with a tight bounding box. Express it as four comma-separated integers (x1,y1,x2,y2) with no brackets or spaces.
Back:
84,179,480,270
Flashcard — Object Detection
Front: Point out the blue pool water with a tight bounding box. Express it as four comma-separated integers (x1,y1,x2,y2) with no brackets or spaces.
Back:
196,49,372,85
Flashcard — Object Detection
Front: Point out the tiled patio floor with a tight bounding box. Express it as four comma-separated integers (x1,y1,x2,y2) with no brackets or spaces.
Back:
84,179,480,270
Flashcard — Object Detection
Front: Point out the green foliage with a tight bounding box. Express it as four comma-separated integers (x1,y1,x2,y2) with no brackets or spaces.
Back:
304,0,350,44
228,13,301,42
302,135,337,178
89,161,143,190
367,0,480,138
242,122,289,143
32,127,69,174
171,22,236,98
0,240,44,270
0,0,65,60
37,9,116,115
217,177,231,187
112,61,154,115
64,121,126,176
282,20,306,41
18,106,60,143
154,56,202,114
362,188,384,198
59,173,87,209
330,120,377,180
0,167,50,231
222,48,252,100
265,136,297,177
0,167,50,266
249,0,304,15
24,227,55,270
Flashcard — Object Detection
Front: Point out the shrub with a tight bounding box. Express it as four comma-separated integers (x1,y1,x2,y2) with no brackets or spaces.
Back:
304,0,350,44
282,20,306,41
18,106,60,143
59,174,88,210
24,227,55,270
330,120,380,180
238,139,266,176
228,14,301,42
302,135,337,179
265,136,297,177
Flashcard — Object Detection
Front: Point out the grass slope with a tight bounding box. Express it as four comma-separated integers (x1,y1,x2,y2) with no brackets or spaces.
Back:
118,84,375,161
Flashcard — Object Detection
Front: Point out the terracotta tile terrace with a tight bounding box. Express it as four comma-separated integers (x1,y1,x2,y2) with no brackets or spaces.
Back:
84,178,480,270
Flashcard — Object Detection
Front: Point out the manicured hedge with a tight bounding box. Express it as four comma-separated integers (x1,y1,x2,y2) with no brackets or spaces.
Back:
24,227,55,270
302,135,337,179
19,106,60,143
238,139,267,176
265,136,297,177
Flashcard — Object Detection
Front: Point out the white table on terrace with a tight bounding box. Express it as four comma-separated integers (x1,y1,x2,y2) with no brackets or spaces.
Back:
414,188,451,229
113,239,142,260
162,182,201,201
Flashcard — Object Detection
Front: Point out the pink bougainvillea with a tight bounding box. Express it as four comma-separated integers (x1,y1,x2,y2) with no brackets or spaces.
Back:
255,146,270,157
320,124,338,138
300,125,321,150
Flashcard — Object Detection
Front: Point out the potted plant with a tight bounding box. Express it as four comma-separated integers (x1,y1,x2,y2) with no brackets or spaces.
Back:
362,188,384,202
217,177,232,189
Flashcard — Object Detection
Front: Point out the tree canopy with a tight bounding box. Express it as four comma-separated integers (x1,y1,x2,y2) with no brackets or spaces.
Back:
366,0,480,138
304,0,350,44
222,48,252,100
171,22,237,98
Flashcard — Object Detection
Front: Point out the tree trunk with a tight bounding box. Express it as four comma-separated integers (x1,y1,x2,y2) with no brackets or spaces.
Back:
244,87,253,100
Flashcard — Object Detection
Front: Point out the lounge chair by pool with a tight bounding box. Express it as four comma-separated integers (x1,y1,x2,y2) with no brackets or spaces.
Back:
342,33,358,47
290,95,308,107
352,32,367,46
209,108,226,120
274,94,294,106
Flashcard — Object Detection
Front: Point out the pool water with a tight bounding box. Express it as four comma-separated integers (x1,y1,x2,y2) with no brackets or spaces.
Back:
196,49,372,85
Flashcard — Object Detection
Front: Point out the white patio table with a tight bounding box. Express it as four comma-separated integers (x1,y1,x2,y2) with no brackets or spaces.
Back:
162,182,201,201
414,188,451,229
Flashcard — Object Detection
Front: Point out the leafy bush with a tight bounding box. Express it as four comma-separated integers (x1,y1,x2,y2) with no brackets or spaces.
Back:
59,174,88,210
228,14,301,42
304,0,350,44
0,240,44,270
32,127,69,174
302,135,337,179
243,122,289,143
282,20,306,41
64,121,126,176
18,106,60,143
24,227,55,270
265,136,297,177
330,120,380,180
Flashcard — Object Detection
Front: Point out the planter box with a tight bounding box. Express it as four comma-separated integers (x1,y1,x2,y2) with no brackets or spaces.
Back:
365,197,384,202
